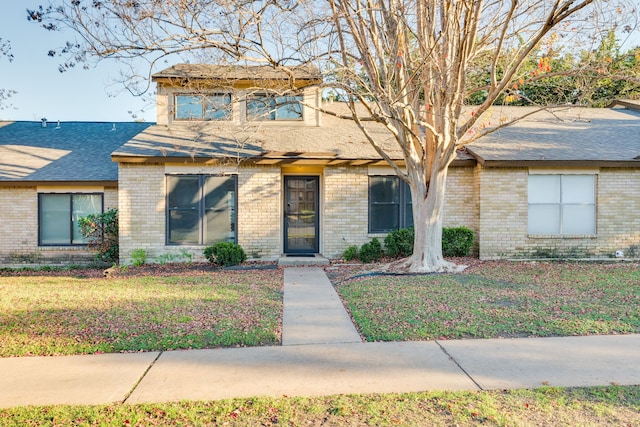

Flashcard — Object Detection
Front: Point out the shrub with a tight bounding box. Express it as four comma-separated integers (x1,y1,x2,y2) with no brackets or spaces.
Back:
204,242,247,267
131,249,147,267
78,208,119,264
359,237,383,263
442,226,475,257
384,226,414,258
343,245,359,261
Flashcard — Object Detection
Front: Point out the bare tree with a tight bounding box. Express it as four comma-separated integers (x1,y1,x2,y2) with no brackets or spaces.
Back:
28,0,638,272
0,38,16,110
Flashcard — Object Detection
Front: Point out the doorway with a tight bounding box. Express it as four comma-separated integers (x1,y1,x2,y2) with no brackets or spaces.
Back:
284,176,319,254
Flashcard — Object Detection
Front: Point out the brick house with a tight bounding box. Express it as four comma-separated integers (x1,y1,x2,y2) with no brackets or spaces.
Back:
0,120,151,264
1,65,638,265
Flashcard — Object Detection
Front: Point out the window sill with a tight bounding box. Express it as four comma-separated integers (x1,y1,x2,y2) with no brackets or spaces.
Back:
527,234,597,239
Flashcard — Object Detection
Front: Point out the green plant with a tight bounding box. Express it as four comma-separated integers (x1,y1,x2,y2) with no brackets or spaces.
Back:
384,226,414,258
152,250,193,265
343,245,359,261
204,242,247,267
130,249,147,267
78,208,119,264
442,226,475,257
359,238,383,263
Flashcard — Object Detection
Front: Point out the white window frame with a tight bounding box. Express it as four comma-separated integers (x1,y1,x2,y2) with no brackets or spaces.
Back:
527,172,597,236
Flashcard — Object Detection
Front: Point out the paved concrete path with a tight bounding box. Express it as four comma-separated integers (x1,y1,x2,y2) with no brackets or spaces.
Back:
282,267,361,345
1,267,639,408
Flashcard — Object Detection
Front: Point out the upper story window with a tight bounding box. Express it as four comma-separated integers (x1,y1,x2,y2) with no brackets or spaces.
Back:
175,94,231,120
247,93,303,121
528,174,596,235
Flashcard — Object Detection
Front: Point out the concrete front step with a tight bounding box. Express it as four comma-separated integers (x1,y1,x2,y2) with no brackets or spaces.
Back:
278,254,330,266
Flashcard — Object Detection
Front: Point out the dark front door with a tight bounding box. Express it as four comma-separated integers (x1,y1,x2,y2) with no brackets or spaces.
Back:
284,176,319,253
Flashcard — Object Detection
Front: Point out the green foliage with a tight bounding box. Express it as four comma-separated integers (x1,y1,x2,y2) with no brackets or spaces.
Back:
78,208,119,264
442,226,475,257
381,226,474,258
359,238,383,263
343,245,359,261
204,242,247,267
130,249,147,267
384,226,414,257
153,249,193,265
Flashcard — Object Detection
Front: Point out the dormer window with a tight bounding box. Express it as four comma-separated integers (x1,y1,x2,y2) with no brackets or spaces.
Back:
175,93,232,120
247,93,303,121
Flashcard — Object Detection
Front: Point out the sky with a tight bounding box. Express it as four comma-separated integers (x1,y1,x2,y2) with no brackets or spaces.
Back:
1,3,640,124
0,3,157,123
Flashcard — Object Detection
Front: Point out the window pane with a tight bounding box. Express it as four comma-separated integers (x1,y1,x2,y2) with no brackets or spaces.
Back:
370,204,399,232
528,204,560,234
40,194,71,245
167,176,199,209
370,177,399,203
247,95,273,120
175,95,203,119
403,181,413,228
72,194,102,244
562,175,595,204
168,210,199,244
528,175,560,203
274,95,303,120
204,94,231,120
563,205,596,234
204,176,236,244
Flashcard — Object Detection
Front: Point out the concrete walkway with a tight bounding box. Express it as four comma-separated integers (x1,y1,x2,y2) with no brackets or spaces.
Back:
1,267,639,408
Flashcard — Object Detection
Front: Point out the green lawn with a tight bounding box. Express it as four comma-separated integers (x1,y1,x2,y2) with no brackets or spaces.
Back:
336,261,640,341
1,386,638,426
1,261,639,425
0,268,283,357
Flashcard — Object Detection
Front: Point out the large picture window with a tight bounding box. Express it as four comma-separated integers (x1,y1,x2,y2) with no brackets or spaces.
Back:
39,193,103,245
247,93,303,121
528,174,596,235
167,175,237,245
175,94,231,120
369,176,413,233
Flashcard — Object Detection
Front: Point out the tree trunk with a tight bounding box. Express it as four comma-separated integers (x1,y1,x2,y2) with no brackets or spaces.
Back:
400,164,467,273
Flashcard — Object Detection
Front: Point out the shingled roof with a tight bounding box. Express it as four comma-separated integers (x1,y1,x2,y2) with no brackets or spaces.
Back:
0,121,153,184
152,64,322,89
467,106,640,167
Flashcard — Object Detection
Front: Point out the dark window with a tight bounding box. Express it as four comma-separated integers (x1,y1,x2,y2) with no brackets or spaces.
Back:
369,176,413,233
175,94,231,120
167,175,237,245
38,193,103,246
247,93,303,121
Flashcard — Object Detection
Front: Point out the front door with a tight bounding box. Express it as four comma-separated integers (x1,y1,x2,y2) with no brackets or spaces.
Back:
284,176,319,254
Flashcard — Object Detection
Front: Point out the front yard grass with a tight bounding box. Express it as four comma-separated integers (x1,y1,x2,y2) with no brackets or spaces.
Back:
336,261,640,341
0,268,282,357
1,385,638,426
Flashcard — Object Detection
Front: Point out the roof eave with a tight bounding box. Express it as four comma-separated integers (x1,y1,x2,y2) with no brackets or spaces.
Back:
479,160,640,168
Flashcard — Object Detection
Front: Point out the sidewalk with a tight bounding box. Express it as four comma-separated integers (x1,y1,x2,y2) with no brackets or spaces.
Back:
1,267,639,408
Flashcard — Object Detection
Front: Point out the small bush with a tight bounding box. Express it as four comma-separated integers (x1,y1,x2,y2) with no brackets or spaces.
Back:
442,226,475,257
130,249,147,267
78,208,119,264
359,238,383,263
204,242,247,267
343,245,359,261
384,226,414,258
